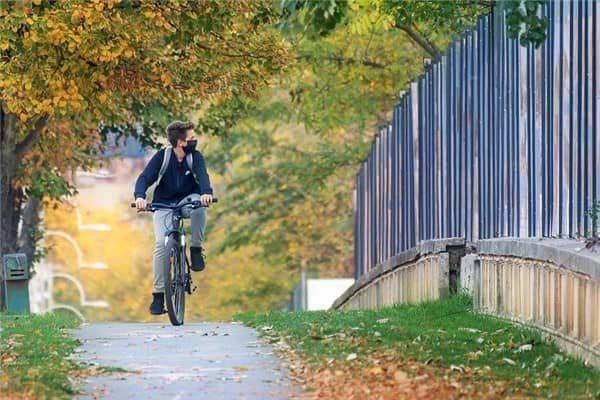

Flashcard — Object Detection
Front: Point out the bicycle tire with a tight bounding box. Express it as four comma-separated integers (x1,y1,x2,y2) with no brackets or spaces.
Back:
164,237,185,326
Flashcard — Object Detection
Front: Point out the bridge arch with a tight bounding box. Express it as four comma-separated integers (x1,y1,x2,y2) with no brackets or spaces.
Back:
50,272,109,308
45,230,108,270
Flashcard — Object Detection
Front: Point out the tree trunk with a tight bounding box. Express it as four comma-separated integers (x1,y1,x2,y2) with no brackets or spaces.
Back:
0,110,21,247
18,196,42,268
0,105,3,309
0,107,21,309
0,105,46,310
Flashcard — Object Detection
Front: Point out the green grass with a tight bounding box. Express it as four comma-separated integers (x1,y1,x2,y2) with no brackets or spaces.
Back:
0,312,81,399
238,295,600,399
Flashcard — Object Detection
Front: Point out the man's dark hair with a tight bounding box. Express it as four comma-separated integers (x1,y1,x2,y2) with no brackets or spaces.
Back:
166,120,195,147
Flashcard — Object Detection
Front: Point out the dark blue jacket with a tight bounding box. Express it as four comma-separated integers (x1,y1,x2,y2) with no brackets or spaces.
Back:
134,148,213,203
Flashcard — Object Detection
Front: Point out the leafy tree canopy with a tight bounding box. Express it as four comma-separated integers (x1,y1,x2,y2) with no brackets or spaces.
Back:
278,0,547,59
0,0,288,265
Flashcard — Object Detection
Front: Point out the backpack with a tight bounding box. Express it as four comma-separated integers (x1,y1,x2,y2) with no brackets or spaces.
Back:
156,147,198,186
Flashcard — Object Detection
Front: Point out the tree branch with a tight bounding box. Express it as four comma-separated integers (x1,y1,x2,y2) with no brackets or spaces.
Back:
193,40,274,60
296,54,388,69
289,88,304,103
394,22,442,60
476,0,495,7
452,0,495,6
0,103,4,143
15,115,48,160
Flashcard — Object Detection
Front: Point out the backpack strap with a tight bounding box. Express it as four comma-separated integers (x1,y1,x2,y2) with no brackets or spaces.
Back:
156,147,172,186
156,148,198,186
185,153,198,184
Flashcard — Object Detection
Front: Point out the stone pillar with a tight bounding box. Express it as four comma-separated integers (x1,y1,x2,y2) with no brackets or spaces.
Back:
438,253,450,299
460,254,481,310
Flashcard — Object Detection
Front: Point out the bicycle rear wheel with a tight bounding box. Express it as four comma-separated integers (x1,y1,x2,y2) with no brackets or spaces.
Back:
164,237,185,326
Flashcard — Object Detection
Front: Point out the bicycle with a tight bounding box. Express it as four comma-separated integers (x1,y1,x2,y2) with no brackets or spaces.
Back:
131,198,217,326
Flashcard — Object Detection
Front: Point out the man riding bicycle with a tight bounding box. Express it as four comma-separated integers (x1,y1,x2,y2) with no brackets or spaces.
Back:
134,120,213,315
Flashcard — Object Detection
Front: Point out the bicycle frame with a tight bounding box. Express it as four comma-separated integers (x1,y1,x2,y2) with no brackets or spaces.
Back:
132,199,216,325
164,212,190,272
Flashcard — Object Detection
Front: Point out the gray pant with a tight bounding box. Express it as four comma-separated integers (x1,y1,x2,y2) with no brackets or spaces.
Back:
153,194,207,293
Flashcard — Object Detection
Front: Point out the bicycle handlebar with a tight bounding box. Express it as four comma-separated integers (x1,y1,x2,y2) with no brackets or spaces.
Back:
131,198,218,212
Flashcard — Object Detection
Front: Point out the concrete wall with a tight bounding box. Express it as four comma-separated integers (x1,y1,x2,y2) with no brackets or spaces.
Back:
332,238,464,311
461,238,600,368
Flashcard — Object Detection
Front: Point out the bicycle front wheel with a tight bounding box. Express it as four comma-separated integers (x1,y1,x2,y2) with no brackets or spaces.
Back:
164,237,185,326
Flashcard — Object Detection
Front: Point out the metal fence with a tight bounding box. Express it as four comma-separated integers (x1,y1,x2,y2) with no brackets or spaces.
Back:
355,1,600,278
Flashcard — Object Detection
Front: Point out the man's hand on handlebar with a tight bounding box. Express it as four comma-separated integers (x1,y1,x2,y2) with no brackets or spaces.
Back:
200,194,213,207
131,197,217,211
135,197,147,210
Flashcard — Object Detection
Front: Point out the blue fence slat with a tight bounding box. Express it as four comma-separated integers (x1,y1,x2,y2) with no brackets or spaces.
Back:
592,0,597,230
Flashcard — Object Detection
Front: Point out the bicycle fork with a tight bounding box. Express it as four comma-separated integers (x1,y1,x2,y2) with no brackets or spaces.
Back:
180,236,197,295
166,232,198,295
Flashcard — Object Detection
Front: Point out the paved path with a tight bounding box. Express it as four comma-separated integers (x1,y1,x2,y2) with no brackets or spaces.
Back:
71,322,299,400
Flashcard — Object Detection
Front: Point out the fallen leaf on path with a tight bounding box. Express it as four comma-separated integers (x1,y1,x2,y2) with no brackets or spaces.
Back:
450,364,464,373
516,344,533,352
394,370,408,382
369,366,383,375
459,328,481,333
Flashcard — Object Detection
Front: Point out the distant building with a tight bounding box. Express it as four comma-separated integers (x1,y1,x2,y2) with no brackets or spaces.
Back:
287,270,354,311
100,133,149,159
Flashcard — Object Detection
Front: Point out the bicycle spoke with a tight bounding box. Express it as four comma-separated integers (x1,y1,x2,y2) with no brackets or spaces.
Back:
164,242,185,325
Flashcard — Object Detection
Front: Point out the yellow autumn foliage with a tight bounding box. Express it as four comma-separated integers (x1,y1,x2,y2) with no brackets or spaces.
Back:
44,201,156,321
42,197,291,321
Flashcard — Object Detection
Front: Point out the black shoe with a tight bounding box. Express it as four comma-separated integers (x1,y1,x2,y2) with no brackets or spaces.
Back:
190,246,205,272
149,293,166,315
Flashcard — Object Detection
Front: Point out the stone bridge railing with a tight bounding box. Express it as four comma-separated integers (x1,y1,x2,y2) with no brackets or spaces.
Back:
463,238,599,368
332,238,464,311
332,238,599,368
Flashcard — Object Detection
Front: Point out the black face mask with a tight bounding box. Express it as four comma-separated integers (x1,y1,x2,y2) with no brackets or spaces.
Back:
183,140,197,154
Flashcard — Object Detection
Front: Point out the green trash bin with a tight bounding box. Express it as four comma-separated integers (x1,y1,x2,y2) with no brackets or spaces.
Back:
3,254,30,313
